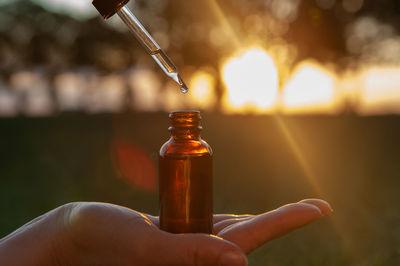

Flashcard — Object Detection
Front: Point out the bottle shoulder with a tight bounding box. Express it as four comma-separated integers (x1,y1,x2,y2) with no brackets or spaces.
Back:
160,137,213,157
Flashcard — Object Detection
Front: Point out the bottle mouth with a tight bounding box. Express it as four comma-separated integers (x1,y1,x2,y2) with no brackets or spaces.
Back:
169,111,202,130
169,110,200,117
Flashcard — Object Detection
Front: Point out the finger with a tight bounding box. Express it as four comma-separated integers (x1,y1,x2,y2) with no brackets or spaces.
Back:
218,202,324,254
213,214,252,223
299,199,333,216
143,231,248,266
214,217,253,234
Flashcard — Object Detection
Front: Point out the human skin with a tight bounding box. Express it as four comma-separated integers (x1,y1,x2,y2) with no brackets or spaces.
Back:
0,199,332,266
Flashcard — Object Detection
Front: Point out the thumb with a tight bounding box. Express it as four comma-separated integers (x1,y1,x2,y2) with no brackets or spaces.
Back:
146,231,248,266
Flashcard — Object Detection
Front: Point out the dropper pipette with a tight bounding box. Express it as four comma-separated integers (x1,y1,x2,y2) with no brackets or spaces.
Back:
92,0,189,93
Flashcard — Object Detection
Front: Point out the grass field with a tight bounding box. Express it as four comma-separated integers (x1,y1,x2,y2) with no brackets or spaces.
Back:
1,113,399,265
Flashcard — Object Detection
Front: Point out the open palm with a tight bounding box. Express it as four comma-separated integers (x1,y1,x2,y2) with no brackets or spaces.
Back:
62,199,331,265
143,198,332,254
0,199,331,266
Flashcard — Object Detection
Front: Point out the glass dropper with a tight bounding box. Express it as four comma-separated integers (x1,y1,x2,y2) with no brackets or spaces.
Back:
92,0,189,93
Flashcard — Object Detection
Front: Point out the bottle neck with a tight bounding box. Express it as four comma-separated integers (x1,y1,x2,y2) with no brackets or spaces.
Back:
170,127,201,140
169,111,202,141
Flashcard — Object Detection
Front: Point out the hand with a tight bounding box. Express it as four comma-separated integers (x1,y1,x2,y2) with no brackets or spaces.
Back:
0,199,332,266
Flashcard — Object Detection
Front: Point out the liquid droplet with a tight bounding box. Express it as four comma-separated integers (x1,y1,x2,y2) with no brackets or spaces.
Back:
180,84,189,94
178,74,189,94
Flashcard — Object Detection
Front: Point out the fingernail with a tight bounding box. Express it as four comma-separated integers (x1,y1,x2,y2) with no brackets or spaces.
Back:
219,251,248,266
322,202,333,216
300,199,333,216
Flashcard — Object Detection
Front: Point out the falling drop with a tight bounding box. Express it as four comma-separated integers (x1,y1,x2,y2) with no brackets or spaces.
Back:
178,74,189,94
180,83,189,94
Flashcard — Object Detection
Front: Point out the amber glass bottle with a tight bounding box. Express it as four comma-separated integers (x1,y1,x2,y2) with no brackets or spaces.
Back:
159,111,213,234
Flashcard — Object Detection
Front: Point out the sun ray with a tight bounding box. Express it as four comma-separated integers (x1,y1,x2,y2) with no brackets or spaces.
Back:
205,0,242,50
274,115,354,251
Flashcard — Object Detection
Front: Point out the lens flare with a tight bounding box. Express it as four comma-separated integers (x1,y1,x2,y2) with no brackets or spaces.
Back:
110,140,156,191
282,61,338,114
221,47,279,113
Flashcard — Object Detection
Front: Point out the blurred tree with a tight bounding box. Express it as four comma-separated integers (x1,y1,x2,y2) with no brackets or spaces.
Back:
0,0,399,82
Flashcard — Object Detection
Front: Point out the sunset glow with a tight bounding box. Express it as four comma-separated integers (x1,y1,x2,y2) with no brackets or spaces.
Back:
218,44,400,115
221,47,279,113
358,66,400,114
2,50,400,115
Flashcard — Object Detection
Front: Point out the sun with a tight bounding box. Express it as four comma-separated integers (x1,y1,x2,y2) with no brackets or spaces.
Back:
221,47,279,113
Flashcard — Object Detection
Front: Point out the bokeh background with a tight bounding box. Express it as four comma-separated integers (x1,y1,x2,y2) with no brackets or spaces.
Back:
1,0,400,265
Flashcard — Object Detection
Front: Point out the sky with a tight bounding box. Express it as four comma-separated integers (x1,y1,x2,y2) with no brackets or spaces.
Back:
35,0,97,19
0,0,97,19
